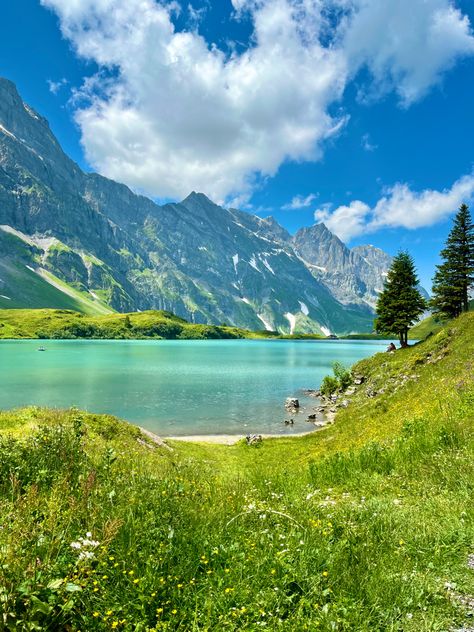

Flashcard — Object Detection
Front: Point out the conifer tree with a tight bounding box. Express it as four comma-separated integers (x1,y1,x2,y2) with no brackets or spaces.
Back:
431,204,474,318
375,251,426,347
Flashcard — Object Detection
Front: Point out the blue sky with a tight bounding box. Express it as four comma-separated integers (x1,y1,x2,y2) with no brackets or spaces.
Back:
1,0,474,291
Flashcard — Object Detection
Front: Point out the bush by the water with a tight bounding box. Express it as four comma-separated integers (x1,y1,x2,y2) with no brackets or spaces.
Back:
320,361,352,396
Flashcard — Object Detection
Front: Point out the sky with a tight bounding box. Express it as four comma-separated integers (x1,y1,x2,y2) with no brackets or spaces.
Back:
1,0,474,291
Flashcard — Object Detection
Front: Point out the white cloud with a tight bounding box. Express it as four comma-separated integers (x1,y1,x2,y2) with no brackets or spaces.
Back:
41,0,347,202
283,192,318,210
47,78,68,95
342,0,474,105
315,173,474,242
361,133,377,152
40,0,474,201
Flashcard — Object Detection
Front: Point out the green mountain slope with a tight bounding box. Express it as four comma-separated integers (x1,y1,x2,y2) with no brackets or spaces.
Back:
0,314,473,630
0,229,113,315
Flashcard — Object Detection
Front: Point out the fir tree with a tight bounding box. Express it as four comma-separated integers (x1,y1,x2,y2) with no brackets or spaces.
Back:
431,203,474,318
375,251,426,347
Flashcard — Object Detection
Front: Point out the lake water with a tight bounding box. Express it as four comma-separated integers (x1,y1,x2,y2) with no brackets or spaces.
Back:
0,339,389,436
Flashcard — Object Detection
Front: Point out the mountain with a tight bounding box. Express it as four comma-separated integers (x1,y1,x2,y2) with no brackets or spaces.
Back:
0,77,400,333
292,225,392,309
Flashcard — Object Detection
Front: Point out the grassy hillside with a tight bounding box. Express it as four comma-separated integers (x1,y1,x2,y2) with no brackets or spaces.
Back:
0,230,113,315
0,309,244,340
409,314,446,339
0,308,325,340
0,313,473,630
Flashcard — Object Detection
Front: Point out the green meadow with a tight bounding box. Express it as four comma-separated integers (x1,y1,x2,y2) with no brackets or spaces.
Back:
0,313,473,630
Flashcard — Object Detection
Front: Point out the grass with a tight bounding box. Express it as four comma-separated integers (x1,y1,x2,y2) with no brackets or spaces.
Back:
0,308,326,340
0,313,473,630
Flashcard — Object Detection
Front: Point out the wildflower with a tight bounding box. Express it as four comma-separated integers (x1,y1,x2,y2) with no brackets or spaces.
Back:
133,578,139,584
112,622,119,629
156,608,163,614
322,571,328,577
172,609,177,615
70,542,82,550
224,588,234,594
93,612,99,618
106,610,113,616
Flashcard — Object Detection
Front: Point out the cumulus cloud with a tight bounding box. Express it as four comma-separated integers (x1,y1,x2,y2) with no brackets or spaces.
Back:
41,0,347,202
342,0,474,105
283,192,318,210
315,173,474,242
40,0,474,201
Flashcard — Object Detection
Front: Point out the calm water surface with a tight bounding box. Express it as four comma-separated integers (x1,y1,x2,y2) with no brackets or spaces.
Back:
0,339,390,436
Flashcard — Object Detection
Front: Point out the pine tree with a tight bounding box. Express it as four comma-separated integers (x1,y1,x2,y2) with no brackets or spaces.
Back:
375,251,426,347
431,204,474,318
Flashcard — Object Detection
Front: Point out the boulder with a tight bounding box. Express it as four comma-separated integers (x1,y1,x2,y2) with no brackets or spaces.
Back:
285,397,300,409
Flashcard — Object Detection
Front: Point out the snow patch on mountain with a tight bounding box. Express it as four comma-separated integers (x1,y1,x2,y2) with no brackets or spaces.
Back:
232,254,239,274
284,312,296,335
261,257,275,275
249,256,261,273
257,314,273,331
299,301,309,316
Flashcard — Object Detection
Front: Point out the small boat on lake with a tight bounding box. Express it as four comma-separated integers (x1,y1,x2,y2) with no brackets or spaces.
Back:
38,346,46,352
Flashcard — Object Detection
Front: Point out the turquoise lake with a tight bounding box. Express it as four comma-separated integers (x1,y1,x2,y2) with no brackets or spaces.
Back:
0,339,390,436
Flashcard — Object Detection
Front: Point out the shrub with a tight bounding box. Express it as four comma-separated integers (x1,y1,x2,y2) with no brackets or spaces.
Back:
320,362,352,396
320,375,339,396
332,362,353,390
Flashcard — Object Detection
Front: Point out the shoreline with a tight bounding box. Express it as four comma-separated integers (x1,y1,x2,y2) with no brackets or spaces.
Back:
162,427,322,445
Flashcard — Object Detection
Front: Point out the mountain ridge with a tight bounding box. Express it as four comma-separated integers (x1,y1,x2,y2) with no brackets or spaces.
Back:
0,77,403,333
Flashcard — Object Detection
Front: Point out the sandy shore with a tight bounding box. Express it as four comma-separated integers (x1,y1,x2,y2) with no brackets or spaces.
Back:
166,429,320,445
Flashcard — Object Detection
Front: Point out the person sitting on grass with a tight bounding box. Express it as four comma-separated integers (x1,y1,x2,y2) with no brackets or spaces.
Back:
386,342,396,352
